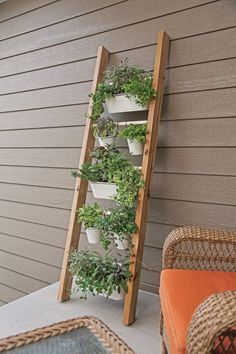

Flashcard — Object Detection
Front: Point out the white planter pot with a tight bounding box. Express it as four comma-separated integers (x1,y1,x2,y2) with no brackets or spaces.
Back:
104,94,148,113
114,233,129,250
127,139,144,155
90,181,117,200
98,136,115,147
85,228,101,244
99,289,125,301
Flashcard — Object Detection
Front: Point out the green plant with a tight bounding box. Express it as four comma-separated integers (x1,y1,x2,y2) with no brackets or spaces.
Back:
119,123,147,143
72,146,130,183
93,116,118,139
114,165,145,207
100,207,137,250
72,146,144,208
77,203,103,229
69,250,132,299
89,59,157,120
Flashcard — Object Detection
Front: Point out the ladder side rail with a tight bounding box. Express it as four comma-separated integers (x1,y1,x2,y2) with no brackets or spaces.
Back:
57,46,110,302
123,31,170,325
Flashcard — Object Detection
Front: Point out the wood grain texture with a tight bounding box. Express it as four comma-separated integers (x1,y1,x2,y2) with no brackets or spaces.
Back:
0,1,235,76
0,0,235,303
0,267,48,293
0,0,214,59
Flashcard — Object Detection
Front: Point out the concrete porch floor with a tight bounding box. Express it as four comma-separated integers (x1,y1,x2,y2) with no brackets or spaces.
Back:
0,283,160,354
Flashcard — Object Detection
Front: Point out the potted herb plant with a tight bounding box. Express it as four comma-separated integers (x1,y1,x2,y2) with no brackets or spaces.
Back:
93,116,118,147
77,203,103,244
69,250,132,300
100,207,137,250
89,59,157,119
72,146,129,200
119,123,147,155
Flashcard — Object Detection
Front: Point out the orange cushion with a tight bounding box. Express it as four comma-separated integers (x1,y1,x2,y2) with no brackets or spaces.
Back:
160,269,236,354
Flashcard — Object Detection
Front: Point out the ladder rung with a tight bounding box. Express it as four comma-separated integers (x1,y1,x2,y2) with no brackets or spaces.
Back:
93,120,147,127
117,120,147,126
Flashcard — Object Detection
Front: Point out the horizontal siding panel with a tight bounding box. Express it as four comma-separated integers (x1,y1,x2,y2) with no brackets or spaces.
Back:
0,0,57,22
159,118,236,147
0,216,66,247
0,0,235,76
156,148,236,175
149,199,236,229
0,83,90,112
146,223,175,249
0,0,121,40
0,234,63,267
141,269,160,287
111,27,236,69
0,0,218,60
0,147,235,176
0,118,235,148
1,57,236,97
151,174,236,206
0,105,87,130
0,301,6,306
162,88,236,120
0,183,73,209
140,282,158,294
0,284,25,303
0,58,95,95
0,148,80,168
0,250,60,283
0,127,85,148
0,200,70,229
0,166,73,189
0,267,48,293
166,58,236,94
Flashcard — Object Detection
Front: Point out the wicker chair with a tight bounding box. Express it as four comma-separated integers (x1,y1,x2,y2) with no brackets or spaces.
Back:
160,226,236,354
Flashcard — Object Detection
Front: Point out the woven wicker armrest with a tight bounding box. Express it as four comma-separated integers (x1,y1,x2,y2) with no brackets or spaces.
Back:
162,226,236,272
186,291,236,354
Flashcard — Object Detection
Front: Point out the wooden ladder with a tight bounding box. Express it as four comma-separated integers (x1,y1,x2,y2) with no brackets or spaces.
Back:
57,30,170,326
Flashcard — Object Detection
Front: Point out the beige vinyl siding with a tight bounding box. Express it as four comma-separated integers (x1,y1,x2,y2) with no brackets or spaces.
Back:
0,0,235,303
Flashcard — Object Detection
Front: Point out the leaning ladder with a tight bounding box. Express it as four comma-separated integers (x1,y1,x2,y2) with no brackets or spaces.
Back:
57,30,170,326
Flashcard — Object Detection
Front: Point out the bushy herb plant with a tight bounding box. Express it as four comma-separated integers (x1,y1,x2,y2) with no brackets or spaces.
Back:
69,250,132,299
93,116,118,139
72,146,144,208
100,207,137,250
89,59,156,120
119,123,147,143
77,203,103,229
113,165,145,207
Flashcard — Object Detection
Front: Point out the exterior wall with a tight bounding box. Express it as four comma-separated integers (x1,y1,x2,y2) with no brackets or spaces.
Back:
0,0,235,304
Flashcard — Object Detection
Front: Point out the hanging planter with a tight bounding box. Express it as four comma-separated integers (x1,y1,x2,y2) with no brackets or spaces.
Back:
104,94,148,113
88,59,157,121
68,250,131,300
93,117,118,147
90,181,117,200
127,139,144,155
119,123,147,156
85,227,101,244
97,136,115,147
113,233,129,250
77,203,103,245
100,289,125,300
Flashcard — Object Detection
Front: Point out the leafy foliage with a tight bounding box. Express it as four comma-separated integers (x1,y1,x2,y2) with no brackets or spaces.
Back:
77,203,103,229
113,165,145,207
100,207,137,250
89,59,157,120
93,116,118,139
72,146,144,207
119,123,147,143
69,250,132,299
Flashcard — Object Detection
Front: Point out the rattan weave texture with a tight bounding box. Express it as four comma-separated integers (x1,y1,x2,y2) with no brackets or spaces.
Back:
0,316,135,354
160,226,236,354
